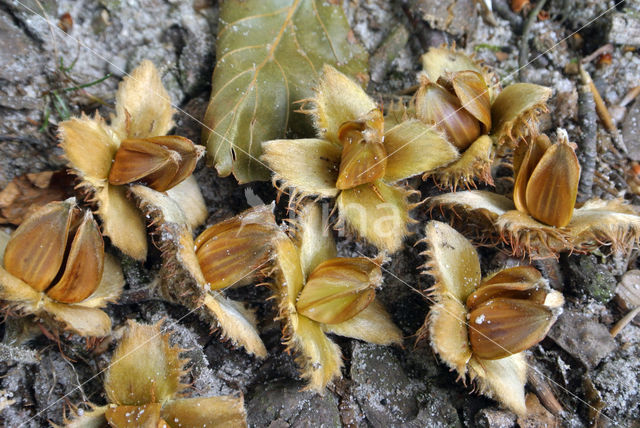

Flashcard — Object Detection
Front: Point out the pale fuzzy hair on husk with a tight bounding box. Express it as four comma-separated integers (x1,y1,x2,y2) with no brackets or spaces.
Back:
335,181,420,254
271,235,343,392
490,83,551,147
427,135,495,190
420,45,500,102
417,222,479,374
468,354,528,415
129,185,267,357
569,198,640,253
426,190,511,246
417,222,530,415
105,320,190,406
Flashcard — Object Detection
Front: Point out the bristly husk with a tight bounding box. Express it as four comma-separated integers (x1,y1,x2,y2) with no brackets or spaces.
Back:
495,210,573,259
261,138,342,201
0,204,123,338
468,354,528,415
310,65,377,145
271,204,401,391
59,113,149,261
68,320,249,427
336,180,418,253
490,83,552,146
382,119,459,182
130,184,204,307
418,221,538,415
105,320,189,406
568,199,640,253
272,235,343,392
420,46,498,101
129,185,267,357
110,59,174,140
426,190,513,245
427,135,494,190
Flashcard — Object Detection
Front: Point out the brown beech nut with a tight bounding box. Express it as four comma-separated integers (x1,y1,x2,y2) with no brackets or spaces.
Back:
0,198,124,337
3,199,104,303
296,257,380,324
415,78,483,151
194,205,280,291
335,109,387,190
513,131,580,227
419,221,564,415
108,136,205,192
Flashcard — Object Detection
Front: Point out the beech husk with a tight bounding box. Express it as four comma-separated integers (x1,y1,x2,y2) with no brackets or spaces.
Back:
420,221,564,414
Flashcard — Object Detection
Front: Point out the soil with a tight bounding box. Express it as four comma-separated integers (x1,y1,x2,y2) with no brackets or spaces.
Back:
1,0,640,427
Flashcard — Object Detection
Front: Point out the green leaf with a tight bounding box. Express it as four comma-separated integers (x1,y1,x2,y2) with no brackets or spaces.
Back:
203,0,368,183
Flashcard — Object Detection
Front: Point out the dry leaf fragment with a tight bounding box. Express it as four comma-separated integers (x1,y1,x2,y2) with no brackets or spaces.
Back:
0,170,74,225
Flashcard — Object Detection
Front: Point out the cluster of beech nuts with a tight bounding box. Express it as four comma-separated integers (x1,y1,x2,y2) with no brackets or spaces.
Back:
1,45,639,427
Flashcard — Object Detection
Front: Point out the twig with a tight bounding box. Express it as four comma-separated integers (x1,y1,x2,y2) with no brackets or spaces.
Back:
577,78,597,203
580,65,628,153
580,44,614,64
610,306,640,337
527,367,565,416
580,66,615,132
518,0,548,82
618,85,640,108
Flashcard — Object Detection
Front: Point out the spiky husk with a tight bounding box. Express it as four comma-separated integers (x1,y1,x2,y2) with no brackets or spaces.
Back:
130,185,205,307
420,45,499,102
0,229,122,337
468,354,528,415
418,222,531,415
261,138,342,205
129,186,267,357
490,83,551,147
105,320,190,406
418,222,479,374
569,199,640,254
336,181,420,253
426,190,512,246
271,235,343,392
495,210,572,259
427,135,494,190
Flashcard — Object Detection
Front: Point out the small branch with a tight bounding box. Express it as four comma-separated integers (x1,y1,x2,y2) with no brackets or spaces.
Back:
610,306,640,337
577,78,597,203
580,44,614,65
580,65,628,153
527,367,565,416
518,0,548,82
618,85,640,108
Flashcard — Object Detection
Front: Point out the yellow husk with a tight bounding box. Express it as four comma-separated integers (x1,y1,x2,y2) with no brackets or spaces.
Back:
337,180,414,253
